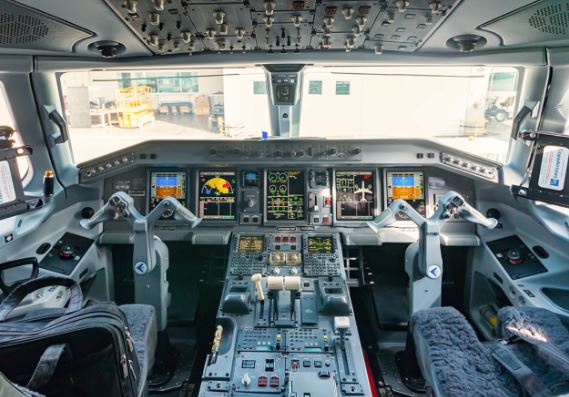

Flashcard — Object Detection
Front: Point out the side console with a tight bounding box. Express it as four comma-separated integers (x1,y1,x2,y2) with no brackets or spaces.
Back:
198,232,371,396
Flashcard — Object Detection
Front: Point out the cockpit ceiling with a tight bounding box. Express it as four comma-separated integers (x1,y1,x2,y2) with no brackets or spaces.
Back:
104,0,458,55
1,0,569,58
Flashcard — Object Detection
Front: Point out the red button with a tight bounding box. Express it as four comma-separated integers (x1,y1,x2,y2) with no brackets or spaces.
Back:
269,375,279,388
290,236,297,243
324,197,332,207
258,375,268,387
283,236,289,243
275,236,281,243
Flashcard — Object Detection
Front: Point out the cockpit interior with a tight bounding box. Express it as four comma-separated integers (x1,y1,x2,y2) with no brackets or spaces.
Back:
1,0,569,396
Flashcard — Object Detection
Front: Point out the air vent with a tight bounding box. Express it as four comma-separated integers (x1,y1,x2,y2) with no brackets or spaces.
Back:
0,0,93,52
528,2,569,35
481,0,569,46
440,152,499,182
80,152,136,182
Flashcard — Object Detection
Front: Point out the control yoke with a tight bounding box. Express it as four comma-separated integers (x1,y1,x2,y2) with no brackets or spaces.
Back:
367,191,497,278
81,191,201,274
431,191,498,229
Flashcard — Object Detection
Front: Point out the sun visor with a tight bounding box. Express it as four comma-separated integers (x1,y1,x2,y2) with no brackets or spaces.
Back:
0,0,94,53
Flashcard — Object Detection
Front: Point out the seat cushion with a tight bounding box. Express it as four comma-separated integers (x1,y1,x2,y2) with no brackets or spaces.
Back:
412,307,520,397
119,304,157,394
497,306,569,395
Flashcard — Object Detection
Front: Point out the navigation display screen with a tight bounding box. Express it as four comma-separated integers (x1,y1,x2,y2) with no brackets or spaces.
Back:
335,170,376,220
150,171,187,210
386,171,426,217
307,236,334,254
238,236,264,253
198,171,237,220
265,170,305,221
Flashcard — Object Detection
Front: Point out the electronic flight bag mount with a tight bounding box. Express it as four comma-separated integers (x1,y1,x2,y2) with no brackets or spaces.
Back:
511,130,569,209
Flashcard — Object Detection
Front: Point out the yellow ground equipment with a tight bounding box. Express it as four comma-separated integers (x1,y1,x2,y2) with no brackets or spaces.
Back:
116,86,155,128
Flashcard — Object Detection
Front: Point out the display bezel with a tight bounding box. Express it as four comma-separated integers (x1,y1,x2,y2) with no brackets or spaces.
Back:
147,168,189,219
195,169,239,224
383,168,427,222
332,168,380,226
263,168,307,225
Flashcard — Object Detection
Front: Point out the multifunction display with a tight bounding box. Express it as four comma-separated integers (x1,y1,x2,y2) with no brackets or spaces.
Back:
198,171,237,220
386,171,426,216
238,236,264,252
335,170,376,220
307,236,334,254
265,170,305,221
149,171,187,210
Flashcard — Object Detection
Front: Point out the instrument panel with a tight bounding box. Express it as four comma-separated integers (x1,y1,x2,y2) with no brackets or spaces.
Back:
103,165,475,230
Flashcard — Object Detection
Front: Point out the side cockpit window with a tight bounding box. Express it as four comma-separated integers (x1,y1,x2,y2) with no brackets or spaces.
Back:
0,83,31,181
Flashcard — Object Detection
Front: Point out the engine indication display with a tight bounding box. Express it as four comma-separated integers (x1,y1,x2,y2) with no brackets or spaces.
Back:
150,171,187,210
307,236,334,254
238,236,264,253
335,170,376,220
198,171,237,220
266,170,305,221
386,171,426,217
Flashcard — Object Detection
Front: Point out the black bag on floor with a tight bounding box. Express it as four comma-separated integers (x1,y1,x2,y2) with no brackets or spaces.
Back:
0,276,140,397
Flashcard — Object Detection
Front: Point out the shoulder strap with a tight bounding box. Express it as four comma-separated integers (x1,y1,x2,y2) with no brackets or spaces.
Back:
511,333,569,373
0,277,82,322
486,340,551,397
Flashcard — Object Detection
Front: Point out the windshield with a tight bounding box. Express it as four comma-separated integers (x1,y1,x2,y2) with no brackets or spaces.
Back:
60,67,271,162
301,66,519,163
61,65,519,163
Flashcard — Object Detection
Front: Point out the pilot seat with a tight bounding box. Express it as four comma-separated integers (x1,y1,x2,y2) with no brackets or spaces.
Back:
411,306,569,397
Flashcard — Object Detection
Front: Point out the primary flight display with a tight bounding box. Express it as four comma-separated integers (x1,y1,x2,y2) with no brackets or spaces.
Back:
149,171,187,211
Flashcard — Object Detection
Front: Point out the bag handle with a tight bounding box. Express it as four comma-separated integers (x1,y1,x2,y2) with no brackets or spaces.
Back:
27,343,70,390
0,276,83,322
0,257,40,296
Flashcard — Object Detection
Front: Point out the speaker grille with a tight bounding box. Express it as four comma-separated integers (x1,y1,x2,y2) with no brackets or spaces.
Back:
528,2,569,35
0,13,49,45
481,0,569,47
0,0,93,52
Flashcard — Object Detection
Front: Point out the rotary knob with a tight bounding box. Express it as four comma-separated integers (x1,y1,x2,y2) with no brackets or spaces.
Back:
58,245,74,260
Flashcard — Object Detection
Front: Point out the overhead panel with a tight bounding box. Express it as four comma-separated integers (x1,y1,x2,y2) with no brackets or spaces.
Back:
0,0,93,52
104,0,460,55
